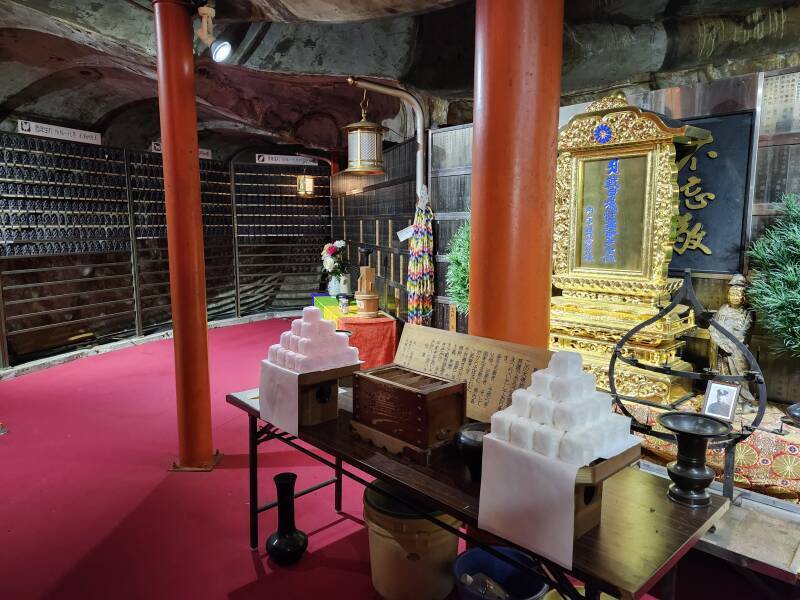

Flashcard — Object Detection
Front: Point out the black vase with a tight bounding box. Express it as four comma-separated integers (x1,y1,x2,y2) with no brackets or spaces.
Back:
656,412,732,508
266,472,308,565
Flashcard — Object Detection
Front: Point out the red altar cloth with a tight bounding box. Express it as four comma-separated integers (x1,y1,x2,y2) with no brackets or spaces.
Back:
336,316,397,370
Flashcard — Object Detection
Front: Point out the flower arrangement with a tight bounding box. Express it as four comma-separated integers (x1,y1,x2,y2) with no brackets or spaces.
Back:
321,240,347,278
747,194,800,356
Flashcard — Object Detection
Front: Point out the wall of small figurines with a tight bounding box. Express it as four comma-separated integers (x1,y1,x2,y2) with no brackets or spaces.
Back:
0,132,331,367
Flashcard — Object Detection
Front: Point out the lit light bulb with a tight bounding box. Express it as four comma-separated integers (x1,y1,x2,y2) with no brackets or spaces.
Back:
211,39,232,63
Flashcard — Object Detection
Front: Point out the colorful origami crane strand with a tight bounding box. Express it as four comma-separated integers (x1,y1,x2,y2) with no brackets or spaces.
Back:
407,186,434,325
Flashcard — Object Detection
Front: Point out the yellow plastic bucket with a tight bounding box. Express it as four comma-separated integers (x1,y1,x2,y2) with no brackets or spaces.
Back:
363,481,462,600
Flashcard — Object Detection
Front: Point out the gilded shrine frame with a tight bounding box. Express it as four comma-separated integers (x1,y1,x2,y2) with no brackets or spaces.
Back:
553,95,707,300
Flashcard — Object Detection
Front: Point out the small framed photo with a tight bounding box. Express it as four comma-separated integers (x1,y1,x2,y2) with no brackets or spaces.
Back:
701,381,741,422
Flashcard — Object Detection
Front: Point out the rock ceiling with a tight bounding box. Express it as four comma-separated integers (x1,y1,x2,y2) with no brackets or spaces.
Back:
1,0,799,159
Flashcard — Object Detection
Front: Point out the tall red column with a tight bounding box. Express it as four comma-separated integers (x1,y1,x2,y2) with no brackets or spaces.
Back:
152,0,213,469
469,0,564,347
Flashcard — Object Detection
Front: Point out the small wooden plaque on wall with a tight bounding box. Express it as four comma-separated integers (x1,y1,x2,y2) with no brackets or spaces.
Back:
394,325,551,422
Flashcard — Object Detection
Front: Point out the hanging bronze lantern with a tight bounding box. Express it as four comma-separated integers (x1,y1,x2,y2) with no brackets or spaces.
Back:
343,90,387,175
296,175,315,196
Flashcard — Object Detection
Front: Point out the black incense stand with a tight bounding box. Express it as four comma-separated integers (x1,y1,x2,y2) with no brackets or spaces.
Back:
608,270,767,500
656,412,732,507
266,472,308,565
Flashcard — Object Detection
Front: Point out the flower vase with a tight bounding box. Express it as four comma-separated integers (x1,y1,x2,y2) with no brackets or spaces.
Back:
266,472,308,565
327,275,350,297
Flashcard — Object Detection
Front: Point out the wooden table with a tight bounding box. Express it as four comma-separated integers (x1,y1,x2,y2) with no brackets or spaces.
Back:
227,388,730,600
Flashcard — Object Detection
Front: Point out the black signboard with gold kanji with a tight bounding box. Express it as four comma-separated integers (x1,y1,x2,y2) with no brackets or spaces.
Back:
669,111,755,275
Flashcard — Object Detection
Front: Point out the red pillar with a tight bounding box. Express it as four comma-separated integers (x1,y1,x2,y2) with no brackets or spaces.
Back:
153,0,213,469
469,0,564,347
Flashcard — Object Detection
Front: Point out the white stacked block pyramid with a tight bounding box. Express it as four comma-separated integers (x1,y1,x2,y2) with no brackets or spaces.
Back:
489,351,633,467
265,306,359,373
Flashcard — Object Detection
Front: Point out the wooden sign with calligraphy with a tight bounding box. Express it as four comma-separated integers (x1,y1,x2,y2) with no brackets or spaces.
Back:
394,324,551,422
669,111,755,275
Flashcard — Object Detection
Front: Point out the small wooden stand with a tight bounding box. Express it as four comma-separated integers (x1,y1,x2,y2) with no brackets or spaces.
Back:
298,363,361,427
355,266,379,317
573,442,641,538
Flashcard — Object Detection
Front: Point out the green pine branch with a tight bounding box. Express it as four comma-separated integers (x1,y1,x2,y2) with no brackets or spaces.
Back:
446,220,471,314
747,194,800,357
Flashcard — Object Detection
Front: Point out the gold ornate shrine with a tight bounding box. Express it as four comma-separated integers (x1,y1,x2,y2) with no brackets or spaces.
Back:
550,93,711,403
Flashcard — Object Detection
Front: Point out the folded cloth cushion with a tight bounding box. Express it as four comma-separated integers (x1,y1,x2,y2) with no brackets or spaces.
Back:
289,334,301,352
510,389,535,418
531,396,557,426
589,391,613,413
530,368,555,400
291,319,303,336
578,371,597,397
604,412,632,440
302,306,322,322
548,351,583,378
553,399,598,431
491,409,516,441
280,331,292,349
559,429,599,466
550,376,586,404
533,425,564,457
275,347,288,367
268,344,281,363
509,417,540,451
283,351,298,371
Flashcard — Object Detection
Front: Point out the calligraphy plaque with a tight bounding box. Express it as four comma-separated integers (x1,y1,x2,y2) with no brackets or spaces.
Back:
669,112,755,275
577,154,648,273
395,324,550,422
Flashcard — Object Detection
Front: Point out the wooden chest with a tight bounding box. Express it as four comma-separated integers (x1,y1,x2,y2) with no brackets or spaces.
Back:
352,364,466,464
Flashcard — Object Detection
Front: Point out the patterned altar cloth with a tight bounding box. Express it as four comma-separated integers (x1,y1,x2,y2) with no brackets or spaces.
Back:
623,399,800,502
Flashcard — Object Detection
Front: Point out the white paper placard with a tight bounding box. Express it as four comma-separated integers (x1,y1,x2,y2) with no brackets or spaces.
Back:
258,360,300,435
396,225,415,241
479,434,578,568
17,120,101,145
150,141,212,159
255,154,317,166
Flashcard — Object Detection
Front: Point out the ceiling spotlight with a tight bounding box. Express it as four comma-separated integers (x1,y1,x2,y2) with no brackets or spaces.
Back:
211,39,232,63
196,5,232,63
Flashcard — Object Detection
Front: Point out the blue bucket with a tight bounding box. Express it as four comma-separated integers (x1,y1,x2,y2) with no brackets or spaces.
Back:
453,546,549,600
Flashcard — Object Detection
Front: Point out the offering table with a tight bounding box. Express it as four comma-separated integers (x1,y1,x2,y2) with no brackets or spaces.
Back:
227,388,730,600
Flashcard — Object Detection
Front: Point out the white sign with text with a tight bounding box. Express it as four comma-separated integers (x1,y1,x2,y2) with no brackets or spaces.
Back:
17,120,101,145
255,154,318,166
150,141,213,160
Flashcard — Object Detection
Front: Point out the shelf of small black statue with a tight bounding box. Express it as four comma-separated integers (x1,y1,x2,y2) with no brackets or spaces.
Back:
608,270,767,503
266,472,308,565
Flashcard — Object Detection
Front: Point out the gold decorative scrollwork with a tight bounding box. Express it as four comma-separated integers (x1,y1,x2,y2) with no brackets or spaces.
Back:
550,94,710,403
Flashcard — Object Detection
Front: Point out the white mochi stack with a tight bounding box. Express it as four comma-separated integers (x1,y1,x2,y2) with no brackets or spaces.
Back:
265,306,359,373
490,351,632,467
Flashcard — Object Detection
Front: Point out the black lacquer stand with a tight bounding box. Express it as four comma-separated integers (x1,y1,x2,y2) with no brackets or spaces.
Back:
608,270,768,499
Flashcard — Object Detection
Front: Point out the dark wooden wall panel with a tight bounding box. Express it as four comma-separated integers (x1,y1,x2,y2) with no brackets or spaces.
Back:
0,132,332,366
331,140,415,320
429,125,472,333
129,152,236,334
233,163,330,315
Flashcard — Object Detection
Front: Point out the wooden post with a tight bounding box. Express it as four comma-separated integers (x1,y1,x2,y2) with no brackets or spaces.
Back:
152,0,214,469
469,0,564,347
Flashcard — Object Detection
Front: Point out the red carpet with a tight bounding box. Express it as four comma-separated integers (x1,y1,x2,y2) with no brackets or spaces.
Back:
0,319,377,600
1,319,791,600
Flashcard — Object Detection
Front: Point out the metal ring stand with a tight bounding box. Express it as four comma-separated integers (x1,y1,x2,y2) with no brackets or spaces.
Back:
608,270,768,498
